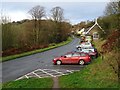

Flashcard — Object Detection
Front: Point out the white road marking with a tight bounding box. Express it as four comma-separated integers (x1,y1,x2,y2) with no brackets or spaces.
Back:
15,76,24,81
25,75,29,79
32,72,41,78
15,69,80,81
66,70,73,73
52,70,65,75
33,69,42,72
39,69,56,77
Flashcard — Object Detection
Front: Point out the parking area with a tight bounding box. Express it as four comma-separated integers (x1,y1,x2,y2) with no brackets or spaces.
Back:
3,38,83,82
16,69,80,81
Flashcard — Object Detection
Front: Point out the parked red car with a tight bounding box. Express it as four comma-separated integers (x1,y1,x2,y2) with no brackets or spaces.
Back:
53,52,91,65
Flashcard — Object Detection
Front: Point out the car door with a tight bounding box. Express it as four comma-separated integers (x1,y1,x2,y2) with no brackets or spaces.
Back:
70,53,80,63
62,53,72,64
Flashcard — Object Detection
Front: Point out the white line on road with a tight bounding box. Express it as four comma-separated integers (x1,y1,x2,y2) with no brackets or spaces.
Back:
15,76,24,81
15,69,80,81
32,72,41,78
52,70,65,75
66,70,73,73
39,69,56,77
25,75,29,79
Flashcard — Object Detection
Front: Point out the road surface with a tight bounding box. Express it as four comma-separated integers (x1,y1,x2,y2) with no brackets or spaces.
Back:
2,38,85,82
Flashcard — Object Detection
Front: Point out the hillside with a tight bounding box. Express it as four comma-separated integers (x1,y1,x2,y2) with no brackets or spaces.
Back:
2,20,72,57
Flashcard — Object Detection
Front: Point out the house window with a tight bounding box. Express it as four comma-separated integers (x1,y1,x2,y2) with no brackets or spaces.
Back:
93,32,99,39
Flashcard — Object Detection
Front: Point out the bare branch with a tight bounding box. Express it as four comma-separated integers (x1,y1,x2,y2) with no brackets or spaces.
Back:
104,0,119,15
51,6,64,22
28,5,45,20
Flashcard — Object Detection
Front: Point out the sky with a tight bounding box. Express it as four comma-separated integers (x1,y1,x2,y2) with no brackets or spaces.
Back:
1,0,110,25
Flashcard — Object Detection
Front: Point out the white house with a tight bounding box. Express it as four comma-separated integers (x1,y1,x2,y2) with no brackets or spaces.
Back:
76,28,85,35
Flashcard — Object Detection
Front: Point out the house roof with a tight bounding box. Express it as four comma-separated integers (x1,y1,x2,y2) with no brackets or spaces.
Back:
85,18,105,34
84,27,91,32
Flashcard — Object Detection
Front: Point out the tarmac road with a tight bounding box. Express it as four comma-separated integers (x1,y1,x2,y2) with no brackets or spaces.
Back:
2,38,85,82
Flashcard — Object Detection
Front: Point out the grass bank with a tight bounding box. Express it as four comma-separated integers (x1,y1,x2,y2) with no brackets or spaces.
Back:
2,78,53,88
59,39,119,88
1,37,73,62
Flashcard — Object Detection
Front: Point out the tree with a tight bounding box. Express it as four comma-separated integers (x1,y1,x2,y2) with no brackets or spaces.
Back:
1,14,13,50
104,0,120,30
104,0,119,15
1,15,11,24
51,6,64,22
28,5,45,44
50,6,65,43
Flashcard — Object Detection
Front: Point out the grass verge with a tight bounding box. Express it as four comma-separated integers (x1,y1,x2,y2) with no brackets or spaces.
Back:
2,78,53,88
1,37,72,62
59,57,119,88
59,39,119,88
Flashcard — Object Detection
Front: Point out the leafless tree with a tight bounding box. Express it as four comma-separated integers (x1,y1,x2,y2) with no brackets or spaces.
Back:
104,0,119,15
50,6,67,43
0,11,11,24
28,5,45,44
51,6,64,22
104,0,120,29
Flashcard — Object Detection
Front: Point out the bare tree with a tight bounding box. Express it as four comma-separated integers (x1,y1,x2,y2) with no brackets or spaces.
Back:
104,0,119,15
50,6,66,43
0,11,11,24
119,1,120,12
28,5,45,44
104,0,120,29
51,6,64,22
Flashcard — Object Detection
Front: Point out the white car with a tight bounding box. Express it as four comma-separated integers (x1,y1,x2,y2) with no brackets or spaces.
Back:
76,42,92,49
80,46,96,52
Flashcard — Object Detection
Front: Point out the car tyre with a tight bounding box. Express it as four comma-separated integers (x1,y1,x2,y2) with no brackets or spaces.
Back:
77,47,81,50
56,60,62,65
79,60,85,65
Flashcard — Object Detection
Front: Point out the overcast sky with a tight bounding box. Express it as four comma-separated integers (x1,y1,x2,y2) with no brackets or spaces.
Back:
1,1,109,24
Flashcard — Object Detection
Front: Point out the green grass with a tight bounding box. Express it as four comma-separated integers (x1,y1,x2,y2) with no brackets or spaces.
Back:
92,39,106,52
59,57,119,88
1,37,72,62
59,39,119,88
0,83,2,90
2,78,53,88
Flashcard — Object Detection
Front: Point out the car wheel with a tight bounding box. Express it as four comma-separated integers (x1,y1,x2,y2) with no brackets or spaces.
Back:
77,47,80,50
79,60,85,65
56,60,62,65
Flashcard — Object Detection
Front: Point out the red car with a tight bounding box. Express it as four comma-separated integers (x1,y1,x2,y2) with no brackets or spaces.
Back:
53,52,91,65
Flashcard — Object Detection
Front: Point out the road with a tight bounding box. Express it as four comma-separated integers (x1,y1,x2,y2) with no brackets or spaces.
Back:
2,38,85,82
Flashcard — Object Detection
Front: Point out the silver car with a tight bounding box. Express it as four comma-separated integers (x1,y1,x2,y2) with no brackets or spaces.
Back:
76,42,92,49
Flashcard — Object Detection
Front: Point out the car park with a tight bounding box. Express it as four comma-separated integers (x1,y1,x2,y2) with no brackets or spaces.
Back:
53,35,99,66
53,52,91,65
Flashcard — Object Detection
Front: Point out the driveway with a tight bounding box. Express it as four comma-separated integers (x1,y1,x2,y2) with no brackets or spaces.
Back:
2,38,84,82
